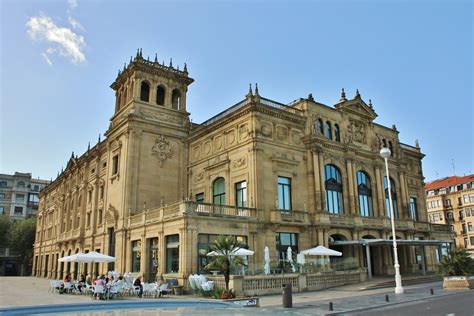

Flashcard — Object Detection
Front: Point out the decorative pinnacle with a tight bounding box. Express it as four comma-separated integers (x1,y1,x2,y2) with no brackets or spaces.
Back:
340,88,347,101
415,139,420,148
123,63,126,71
136,49,140,58
355,89,361,98
255,83,259,96
247,83,253,97
87,142,90,151
184,62,188,72
130,56,132,64
169,58,173,68
147,56,150,61
308,93,314,101
368,99,373,108
118,69,121,76
139,48,143,58
98,134,101,143
71,151,75,159
154,53,158,63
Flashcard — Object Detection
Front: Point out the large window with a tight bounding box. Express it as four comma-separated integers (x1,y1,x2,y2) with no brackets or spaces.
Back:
334,124,340,142
0,193,5,200
277,176,291,211
276,232,298,263
384,176,399,218
147,238,159,282
325,164,343,214
409,197,419,221
357,171,373,217
140,81,150,102
195,193,204,203
17,181,25,188
16,194,25,203
235,181,247,208
213,177,226,205
325,121,332,139
172,89,181,110
156,86,165,105
197,234,247,273
112,155,119,175
131,240,141,272
166,234,179,273
14,206,23,214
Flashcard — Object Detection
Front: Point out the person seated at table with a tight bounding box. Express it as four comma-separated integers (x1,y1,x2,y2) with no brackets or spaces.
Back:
94,275,106,300
85,274,92,286
133,276,143,298
77,274,86,293
64,272,71,283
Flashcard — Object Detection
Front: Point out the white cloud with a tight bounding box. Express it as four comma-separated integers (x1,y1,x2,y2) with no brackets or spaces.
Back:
26,15,86,65
42,52,53,66
68,0,77,10
68,16,84,31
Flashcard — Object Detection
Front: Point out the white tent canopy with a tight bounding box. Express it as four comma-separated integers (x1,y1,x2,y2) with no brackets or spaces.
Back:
58,251,116,263
206,247,254,257
300,246,342,256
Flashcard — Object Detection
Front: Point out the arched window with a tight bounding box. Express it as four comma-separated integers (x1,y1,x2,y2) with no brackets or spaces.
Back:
156,85,166,105
17,181,25,188
334,124,340,142
315,119,323,135
140,81,150,102
384,176,398,218
382,139,387,148
325,164,343,214
213,177,225,205
357,171,373,217
172,89,181,110
325,121,332,139
388,141,394,157
123,88,128,106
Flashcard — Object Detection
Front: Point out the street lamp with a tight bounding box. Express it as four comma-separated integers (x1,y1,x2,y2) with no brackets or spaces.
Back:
380,147,404,294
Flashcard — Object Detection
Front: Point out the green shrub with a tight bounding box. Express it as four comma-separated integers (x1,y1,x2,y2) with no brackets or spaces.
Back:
437,248,474,277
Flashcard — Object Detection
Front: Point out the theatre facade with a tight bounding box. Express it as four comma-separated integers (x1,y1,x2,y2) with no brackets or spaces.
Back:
33,50,452,284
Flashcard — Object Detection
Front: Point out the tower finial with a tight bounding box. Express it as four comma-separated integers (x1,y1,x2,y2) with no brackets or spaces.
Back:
255,83,259,96
98,133,101,143
147,56,150,62
355,89,360,98
415,139,420,148
368,99,373,108
247,83,253,97
184,62,188,73
139,48,142,57
136,49,140,58
71,151,74,159
154,53,158,63
87,142,90,151
169,58,173,68
123,63,126,71
339,88,347,102
130,56,132,64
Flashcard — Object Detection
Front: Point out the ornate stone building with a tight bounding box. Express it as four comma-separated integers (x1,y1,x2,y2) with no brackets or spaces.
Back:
426,174,474,257
33,49,451,284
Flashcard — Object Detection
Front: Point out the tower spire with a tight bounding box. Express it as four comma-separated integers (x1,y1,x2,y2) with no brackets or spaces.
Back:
154,53,158,63
184,62,188,73
255,83,259,96
355,89,361,98
339,88,347,102
246,83,253,98
368,99,373,109
169,58,173,68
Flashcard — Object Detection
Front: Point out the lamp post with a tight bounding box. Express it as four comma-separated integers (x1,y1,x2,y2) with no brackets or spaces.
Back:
380,147,404,294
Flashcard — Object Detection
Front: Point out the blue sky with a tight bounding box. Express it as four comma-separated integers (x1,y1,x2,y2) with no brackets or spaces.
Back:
0,0,472,182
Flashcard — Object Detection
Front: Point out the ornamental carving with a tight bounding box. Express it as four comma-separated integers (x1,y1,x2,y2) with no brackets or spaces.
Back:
291,130,302,144
261,122,272,137
233,157,247,169
345,120,366,144
151,135,173,167
214,135,223,151
226,130,236,145
139,108,182,125
194,172,204,182
239,124,250,141
193,145,201,160
203,141,212,155
276,126,288,142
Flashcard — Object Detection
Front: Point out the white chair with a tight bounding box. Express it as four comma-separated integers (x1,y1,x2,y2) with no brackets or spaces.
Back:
63,282,75,294
157,283,172,297
188,275,197,291
201,280,214,291
109,283,123,299
93,284,106,300
49,280,62,293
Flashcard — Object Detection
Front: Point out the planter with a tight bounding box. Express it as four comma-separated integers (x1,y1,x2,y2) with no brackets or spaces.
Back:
442,276,474,289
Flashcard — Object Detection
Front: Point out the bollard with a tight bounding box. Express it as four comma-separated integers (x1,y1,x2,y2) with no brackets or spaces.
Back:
282,283,293,308
430,288,434,295
385,294,389,302
329,302,333,311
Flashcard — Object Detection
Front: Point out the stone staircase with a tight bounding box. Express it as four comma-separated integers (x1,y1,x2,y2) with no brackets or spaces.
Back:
359,274,443,290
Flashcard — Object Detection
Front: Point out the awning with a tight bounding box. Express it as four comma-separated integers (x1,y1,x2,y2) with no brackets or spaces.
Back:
330,239,453,246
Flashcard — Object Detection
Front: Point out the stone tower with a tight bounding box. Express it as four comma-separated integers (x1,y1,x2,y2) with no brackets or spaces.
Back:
106,49,194,217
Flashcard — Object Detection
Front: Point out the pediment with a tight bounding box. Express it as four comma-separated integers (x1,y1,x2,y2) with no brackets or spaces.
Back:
335,98,377,121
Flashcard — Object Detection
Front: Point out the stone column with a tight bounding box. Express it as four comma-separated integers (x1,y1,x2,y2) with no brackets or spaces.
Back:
374,165,384,217
346,159,355,214
319,154,326,212
312,150,322,213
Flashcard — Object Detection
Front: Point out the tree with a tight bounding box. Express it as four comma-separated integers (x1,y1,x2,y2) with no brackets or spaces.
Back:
8,218,37,276
437,248,474,277
0,215,12,248
204,235,245,290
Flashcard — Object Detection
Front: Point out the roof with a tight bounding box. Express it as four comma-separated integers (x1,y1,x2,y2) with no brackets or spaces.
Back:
425,174,474,191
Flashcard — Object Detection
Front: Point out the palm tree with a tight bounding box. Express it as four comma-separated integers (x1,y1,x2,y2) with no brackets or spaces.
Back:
204,235,245,290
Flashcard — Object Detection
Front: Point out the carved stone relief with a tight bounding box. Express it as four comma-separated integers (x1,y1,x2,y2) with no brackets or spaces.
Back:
194,172,204,182
193,145,201,160
261,122,272,137
214,135,223,151
276,126,288,142
233,157,247,169
226,130,236,145
345,120,366,144
151,135,173,167
291,130,302,145
239,124,250,141
203,141,212,155
140,108,182,125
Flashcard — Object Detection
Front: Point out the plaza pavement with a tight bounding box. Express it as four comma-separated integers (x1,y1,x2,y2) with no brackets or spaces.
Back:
0,277,470,315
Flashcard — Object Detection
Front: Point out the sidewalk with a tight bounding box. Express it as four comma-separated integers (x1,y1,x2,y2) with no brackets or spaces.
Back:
258,281,469,315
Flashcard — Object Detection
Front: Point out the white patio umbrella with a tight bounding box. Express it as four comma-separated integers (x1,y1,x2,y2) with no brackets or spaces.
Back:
263,246,271,275
79,251,116,263
287,247,296,273
300,246,342,256
206,247,254,257
58,253,85,262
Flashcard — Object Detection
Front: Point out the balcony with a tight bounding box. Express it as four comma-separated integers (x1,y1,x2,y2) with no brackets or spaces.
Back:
271,209,307,223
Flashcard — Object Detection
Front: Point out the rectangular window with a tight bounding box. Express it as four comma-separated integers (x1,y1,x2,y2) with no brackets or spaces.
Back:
409,197,418,221
131,240,141,272
166,234,179,273
277,176,291,211
445,199,451,207
468,222,473,232
86,213,91,227
14,206,23,214
147,238,159,282
447,212,453,220
470,237,474,245
235,181,247,208
462,224,467,234
196,234,248,273
98,209,103,225
195,193,204,203
0,193,5,200
460,210,465,220
16,194,25,203
276,232,298,265
112,155,119,175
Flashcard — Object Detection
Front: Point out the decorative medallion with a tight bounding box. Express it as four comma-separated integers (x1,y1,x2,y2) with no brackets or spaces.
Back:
261,122,272,137
151,135,173,167
226,130,236,145
276,126,288,142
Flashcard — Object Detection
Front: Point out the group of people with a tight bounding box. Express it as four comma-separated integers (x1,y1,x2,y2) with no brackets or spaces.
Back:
59,272,125,299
